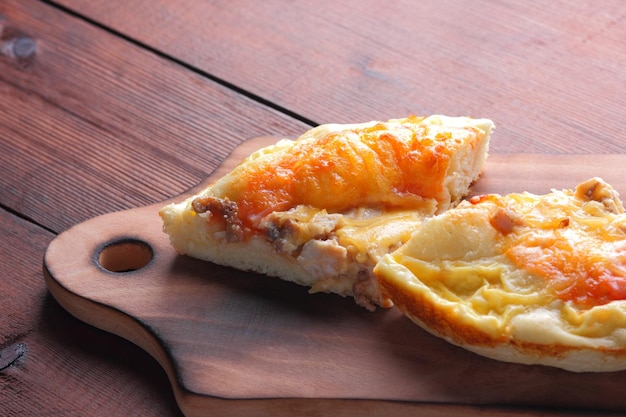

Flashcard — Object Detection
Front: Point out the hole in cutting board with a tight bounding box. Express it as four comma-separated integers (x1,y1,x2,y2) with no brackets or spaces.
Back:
97,238,153,273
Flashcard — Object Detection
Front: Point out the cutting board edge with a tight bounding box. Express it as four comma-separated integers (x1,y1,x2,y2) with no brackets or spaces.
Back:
41,135,626,415
43,262,492,416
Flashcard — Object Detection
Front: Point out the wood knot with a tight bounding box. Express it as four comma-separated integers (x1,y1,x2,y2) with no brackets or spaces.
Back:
0,342,27,371
11,36,36,59
0,16,36,67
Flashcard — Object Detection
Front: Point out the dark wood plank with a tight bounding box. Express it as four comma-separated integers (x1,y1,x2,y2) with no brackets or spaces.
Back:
0,208,183,417
56,0,626,154
0,0,309,234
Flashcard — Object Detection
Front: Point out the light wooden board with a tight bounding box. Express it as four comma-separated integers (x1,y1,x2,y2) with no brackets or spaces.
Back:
44,137,626,416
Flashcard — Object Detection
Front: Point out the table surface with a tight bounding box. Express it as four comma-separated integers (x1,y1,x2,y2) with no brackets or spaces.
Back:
2,1,625,416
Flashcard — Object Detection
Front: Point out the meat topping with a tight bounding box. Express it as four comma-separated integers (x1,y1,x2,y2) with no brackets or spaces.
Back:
191,196,246,241
489,207,523,235
260,205,342,255
575,177,625,214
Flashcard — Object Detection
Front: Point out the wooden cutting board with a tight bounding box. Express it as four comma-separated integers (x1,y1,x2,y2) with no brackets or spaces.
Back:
44,137,626,416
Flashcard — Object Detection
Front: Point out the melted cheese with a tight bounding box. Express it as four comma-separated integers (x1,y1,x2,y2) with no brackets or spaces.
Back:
499,190,626,307
207,115,492,227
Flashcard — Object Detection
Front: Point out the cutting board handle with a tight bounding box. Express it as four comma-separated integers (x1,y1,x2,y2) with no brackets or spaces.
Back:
96,237,154,274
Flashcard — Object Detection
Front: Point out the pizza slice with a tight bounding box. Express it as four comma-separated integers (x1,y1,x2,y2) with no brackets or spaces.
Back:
374,177,626,371
160,115,494,310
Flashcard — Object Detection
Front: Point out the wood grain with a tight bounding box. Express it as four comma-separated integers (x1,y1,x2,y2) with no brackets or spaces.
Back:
4,1,626,416
0,0,308,234
0,208,183,417
57,0,626,154
44,136,626,416
0,1,301,415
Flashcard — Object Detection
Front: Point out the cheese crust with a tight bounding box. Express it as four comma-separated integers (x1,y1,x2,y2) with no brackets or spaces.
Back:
160,115,494,310
374,177,626,371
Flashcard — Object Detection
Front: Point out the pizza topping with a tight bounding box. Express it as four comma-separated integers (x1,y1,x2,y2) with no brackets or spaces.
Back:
297,239,349,280
261,205,342,255
353,270,391,310
489,206,523,235
211,116,488,228
465,180,626,308
575,177,625,214
191,195,246,241
492,179,626,308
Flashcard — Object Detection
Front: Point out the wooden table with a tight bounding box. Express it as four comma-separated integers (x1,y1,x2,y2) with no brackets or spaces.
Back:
2,1,625,416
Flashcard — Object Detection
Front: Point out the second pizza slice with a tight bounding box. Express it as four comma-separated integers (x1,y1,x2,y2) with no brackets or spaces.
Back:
374,177,626,371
